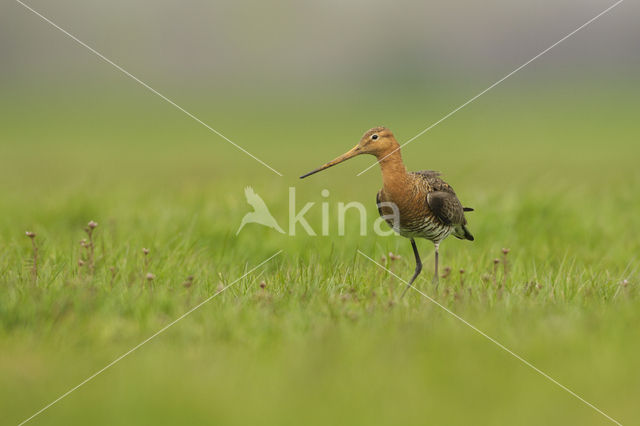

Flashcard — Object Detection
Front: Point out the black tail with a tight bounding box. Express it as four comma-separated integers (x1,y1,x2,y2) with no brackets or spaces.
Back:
463,207,474,212
462,225,474,241
453,224,475,241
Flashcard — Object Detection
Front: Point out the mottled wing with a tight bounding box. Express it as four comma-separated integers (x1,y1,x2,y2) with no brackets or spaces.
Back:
414,170,455,193
426,191,466,225
413,171,466,226
414,170,442,180
413,171,474,240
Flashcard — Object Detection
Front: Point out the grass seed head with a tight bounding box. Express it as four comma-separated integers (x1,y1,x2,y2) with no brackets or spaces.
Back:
259,280,266,289
25,231,36,239
143,248,150,255
88,220,98,229
145,273,155,281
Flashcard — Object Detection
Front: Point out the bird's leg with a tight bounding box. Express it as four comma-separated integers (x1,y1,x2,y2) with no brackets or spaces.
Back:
401,238,422,298
433,242,440,290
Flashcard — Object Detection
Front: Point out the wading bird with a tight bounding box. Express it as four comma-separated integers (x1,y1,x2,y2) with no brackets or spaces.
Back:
300,127,474,296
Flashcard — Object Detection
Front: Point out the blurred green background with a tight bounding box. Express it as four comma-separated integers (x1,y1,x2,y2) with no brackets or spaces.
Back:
1,0,639,425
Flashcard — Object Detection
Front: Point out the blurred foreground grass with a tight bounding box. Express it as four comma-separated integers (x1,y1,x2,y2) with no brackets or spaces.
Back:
1,85,639,425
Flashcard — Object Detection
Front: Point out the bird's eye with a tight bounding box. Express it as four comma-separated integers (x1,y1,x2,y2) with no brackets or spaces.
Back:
371,134,379,140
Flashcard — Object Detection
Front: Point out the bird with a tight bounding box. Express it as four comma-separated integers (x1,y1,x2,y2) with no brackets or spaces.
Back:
300,126,474,296
236,186,285,235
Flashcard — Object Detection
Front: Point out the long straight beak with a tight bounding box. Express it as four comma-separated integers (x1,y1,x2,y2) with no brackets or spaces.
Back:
300,146,361,179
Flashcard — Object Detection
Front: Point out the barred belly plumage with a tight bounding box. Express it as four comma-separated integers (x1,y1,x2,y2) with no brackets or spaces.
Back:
399,217,452,243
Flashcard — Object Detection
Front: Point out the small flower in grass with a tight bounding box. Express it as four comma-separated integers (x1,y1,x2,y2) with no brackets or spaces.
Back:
621,279,629,288
182,275,194,288
501,248,510,286
145,273,155,281
441,266,451,279
491,258,500,287
388,252,401,261
259,280,266,289
25,231,38,281
81,222,98,275
142,248,151,281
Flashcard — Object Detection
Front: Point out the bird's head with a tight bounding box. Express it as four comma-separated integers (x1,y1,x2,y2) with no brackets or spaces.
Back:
300,126,399,179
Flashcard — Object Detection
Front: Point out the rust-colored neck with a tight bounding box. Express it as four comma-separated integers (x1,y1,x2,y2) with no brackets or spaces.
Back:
376,147,408,195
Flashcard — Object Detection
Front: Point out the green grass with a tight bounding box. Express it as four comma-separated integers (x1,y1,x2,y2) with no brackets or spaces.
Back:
1,85,639,425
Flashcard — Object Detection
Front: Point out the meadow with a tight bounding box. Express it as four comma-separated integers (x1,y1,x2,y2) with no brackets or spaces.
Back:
1,82,639,425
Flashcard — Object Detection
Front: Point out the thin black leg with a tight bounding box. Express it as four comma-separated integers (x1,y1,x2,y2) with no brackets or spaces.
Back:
401,238,422,298
433,242,440,290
